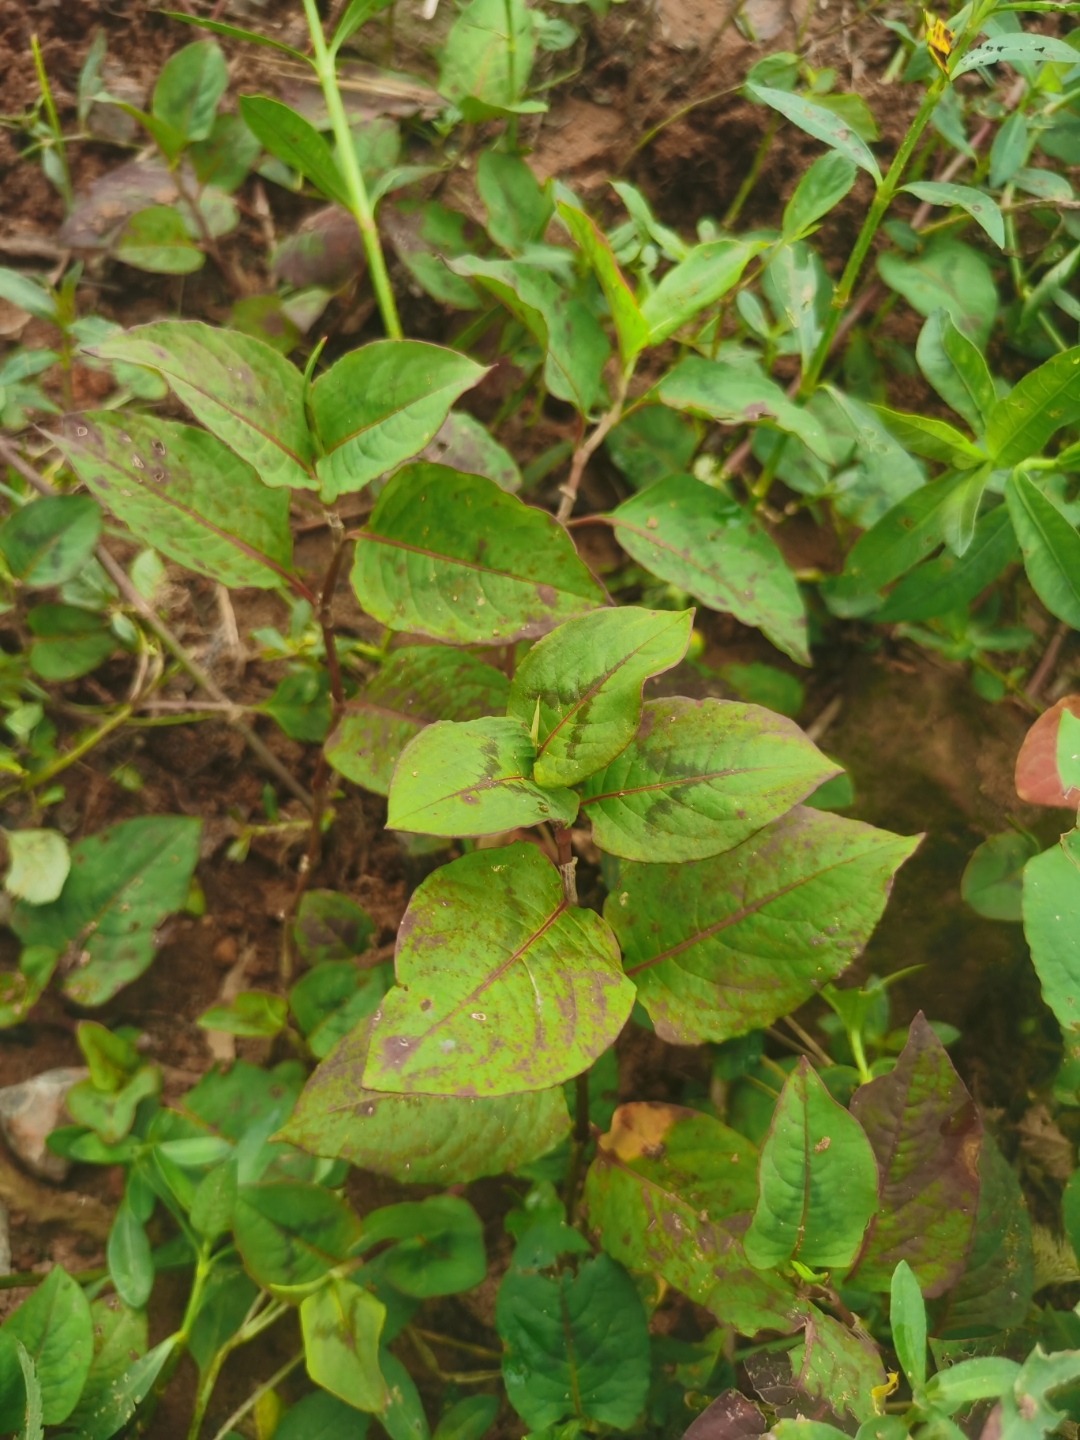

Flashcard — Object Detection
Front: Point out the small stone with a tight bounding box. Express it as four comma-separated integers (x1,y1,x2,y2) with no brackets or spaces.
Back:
213,936,238,967
0,1068,88,1182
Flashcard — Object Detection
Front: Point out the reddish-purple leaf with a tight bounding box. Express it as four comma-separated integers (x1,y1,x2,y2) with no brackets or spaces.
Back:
1014,695,1080,808
848,1012,981,1296
683,1391,765,1440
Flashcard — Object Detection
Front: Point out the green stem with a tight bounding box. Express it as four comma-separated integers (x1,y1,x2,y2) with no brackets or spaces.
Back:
849,1028,873,1086
3,703,133,802
30,34,71,210
300,0,401,338
800,76,945,397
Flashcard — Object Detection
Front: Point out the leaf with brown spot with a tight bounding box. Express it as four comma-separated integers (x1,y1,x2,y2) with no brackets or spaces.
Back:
848,1012,981,1295
363,843,633,1096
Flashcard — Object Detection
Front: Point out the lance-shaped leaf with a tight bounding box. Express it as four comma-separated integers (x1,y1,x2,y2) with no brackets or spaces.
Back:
350,464,606,644
936,1134,1033,1336
868,406,986,468
659,356,834,463
363,843,634,1096
901,183,1005,250
311,341,488,501
744,1057,879,1270
579,697,839,863
452,257,609,414
239,95,350,208
986,346,1080,468
610,475,809,665
11,815,201,1007
326,646,510,796
506,608,692,789
790,1308,885,1424
557,202,649,366
746,83,881,181
1006,473,1080,631
606,807,919,1045
53,412,294,590
874,504,1018,624
640,240,763,343
584,1103,809,1335
917,309,996,434
88,320,315,490
952,31,1080,76
1022,829,1080,1050
496,1254,650,1429
278,1017,571,1183
847,1012,981,1295
387,716,578,836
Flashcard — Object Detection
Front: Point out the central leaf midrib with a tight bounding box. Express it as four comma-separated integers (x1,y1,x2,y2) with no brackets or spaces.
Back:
165,370,312,472
356,531,593,600
320,374,470,454
581,764,775,806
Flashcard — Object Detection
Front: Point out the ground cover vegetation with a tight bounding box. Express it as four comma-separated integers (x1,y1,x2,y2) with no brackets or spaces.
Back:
1,0,1080,1435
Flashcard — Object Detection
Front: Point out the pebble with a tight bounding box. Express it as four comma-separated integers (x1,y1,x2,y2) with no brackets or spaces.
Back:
0,1068,88,1183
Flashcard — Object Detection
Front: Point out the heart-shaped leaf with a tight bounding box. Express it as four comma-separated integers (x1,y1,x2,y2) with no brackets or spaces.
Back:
363,843,634,1095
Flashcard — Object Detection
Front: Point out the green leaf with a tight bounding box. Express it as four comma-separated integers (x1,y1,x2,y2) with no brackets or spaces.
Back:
585,1101,809,1334
999,1346,1080,1440
478,150,553,254
27,603,115,681
961,829,1041,921
606,807,919,1045
423,410,521,492
830,472,971,605
936,1139,1033,1336
877,239,997,349
4,829,70,905
605,406,698,490
311,341,488,501
640,240,763,343
12,814,201,1007
609,474,810,665
792,1308,885,1423
0,267,57,322
88,320,315,491
453,258,609,414
1022,828,1080,1048
362,843,634,1096
901,182,1005,249
557,201,650,365
890,1261,927,1389
386,715,578,836
743,1057,878,1270
658,356,834,463
1058,709,1080,793
65,1298,148,1438
917,310,997,433
301,1279,387,1412
152,39,227,142
438,0,537,112
327,647,510,797
497,1253,650,1428
783,151,858,238
276,1390,372,1440
987,346,1080,466
198,990,288,1037
107,1198,154,1309
189,113,261,193
234,1181,362,1288
358,1196,485,1296
14,1341,42,1440
263,669,330,743
433,1395,498,1440
506,607,692,788
67,1335,176,1440
848,1013,981,1294
279,1015,571,1182
1,1267,93,1426
763,241,831,369
952,31,1080,75
579,696,838,862
924,1356,1021,1411
239,95,350,207
114,205,205,274
869,406,986,468
1006,473,1080,629
745,83,882,180
874,504,1018,624
379,1348,429,1440
53,412,294,590
0,495,100,587
350,464,605,645
294,890,376,966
